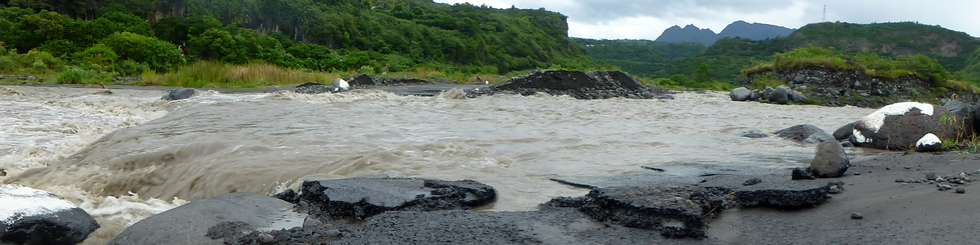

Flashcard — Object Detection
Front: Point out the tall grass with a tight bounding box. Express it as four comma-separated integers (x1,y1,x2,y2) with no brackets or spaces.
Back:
744,47,974,92
142,61,340,88
140,61,517,88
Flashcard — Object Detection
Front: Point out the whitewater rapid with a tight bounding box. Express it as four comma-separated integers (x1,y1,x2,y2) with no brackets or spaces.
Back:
1,85,874,243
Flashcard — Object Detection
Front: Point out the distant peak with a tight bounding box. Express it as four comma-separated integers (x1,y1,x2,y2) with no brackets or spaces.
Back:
731,20,750,25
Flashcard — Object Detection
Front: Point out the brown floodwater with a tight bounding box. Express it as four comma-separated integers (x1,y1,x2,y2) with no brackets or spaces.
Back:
1,85,874,243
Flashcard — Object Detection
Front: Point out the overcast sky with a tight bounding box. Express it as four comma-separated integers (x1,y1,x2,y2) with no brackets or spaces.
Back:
434,0,980,39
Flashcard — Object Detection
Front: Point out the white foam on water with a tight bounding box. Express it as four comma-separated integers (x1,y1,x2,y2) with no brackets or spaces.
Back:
0,86,168,169
2,87,878,242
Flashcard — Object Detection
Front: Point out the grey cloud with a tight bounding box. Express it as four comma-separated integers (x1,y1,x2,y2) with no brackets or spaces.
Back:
437,0,980,38
563,0,797,22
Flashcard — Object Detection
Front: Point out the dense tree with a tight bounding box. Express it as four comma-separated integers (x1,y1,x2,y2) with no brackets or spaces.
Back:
0,0,589,74
75,43,118,71
100,32,183,71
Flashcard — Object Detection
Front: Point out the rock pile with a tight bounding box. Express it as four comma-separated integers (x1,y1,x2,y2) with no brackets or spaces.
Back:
349,74,432,87
744,68,937,108
111,173,844,243
895,171,977,192
289,178,496,219
548,174,840,238
485,71,673,100
294,79,351,94
161,88,197,101
729,86,807,104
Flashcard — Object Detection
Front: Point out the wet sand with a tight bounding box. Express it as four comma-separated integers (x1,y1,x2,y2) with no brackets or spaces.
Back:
709,152,980,244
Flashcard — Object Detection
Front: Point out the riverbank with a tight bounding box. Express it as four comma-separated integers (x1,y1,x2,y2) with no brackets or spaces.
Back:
6,84,978,244
0,84,879,243
710,152,980,244
107,152,980,244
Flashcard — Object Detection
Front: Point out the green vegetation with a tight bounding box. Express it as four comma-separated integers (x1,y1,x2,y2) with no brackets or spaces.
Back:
580,22,980,90
786,22,980,70
746,47,953,83
572,38,705,77
0,0,594,87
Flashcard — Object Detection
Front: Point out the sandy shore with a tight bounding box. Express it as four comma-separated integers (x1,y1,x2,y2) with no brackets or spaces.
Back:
709,152,980,244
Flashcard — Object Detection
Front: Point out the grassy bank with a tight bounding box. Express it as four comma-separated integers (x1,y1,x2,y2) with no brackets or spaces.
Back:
0,60,541,89
742,47,980,94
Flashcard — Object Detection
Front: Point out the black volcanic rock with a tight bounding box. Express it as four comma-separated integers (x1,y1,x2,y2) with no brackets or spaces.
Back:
718,20,795,41
111,193,307,245
488,71,672,100
295,178,496,219
0,185,99,245
547,174,835,238
775,124,835,144
655,25,718,46
348,74,432,87
161,88,197,101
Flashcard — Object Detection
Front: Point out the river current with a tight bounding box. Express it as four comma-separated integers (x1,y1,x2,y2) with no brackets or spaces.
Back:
0,85,873,243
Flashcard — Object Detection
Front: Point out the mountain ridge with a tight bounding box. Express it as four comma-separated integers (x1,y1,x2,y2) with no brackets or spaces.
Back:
654,21,795,45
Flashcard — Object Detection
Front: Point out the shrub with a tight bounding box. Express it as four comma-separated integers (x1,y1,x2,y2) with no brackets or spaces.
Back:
57,67,100,84
0,55,16,72
100,32,184,71
188,28,246,63
19,49,63,70
773,47,851,72
75,44,118,71
39,39,76,57
114,59,148,76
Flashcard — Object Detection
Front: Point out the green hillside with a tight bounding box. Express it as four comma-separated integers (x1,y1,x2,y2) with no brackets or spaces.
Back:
786,22,979,70
579,22,980,89
572,38,705,77
0,0,592,87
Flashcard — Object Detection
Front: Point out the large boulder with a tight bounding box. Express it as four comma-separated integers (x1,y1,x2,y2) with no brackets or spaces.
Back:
294,82,332,94
730,87,752,101
775,124,835,144
768,87,790,104
851,102,955,150
555,174,835,239
161,88,196,101
334,78,350,92
1,185,99,245
111,193,307,245
787,88,808,103
809,142,850,178
915,133,944,152
577,186,729,238
490,71,672,100
294,178,496,219
833,122,856,141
